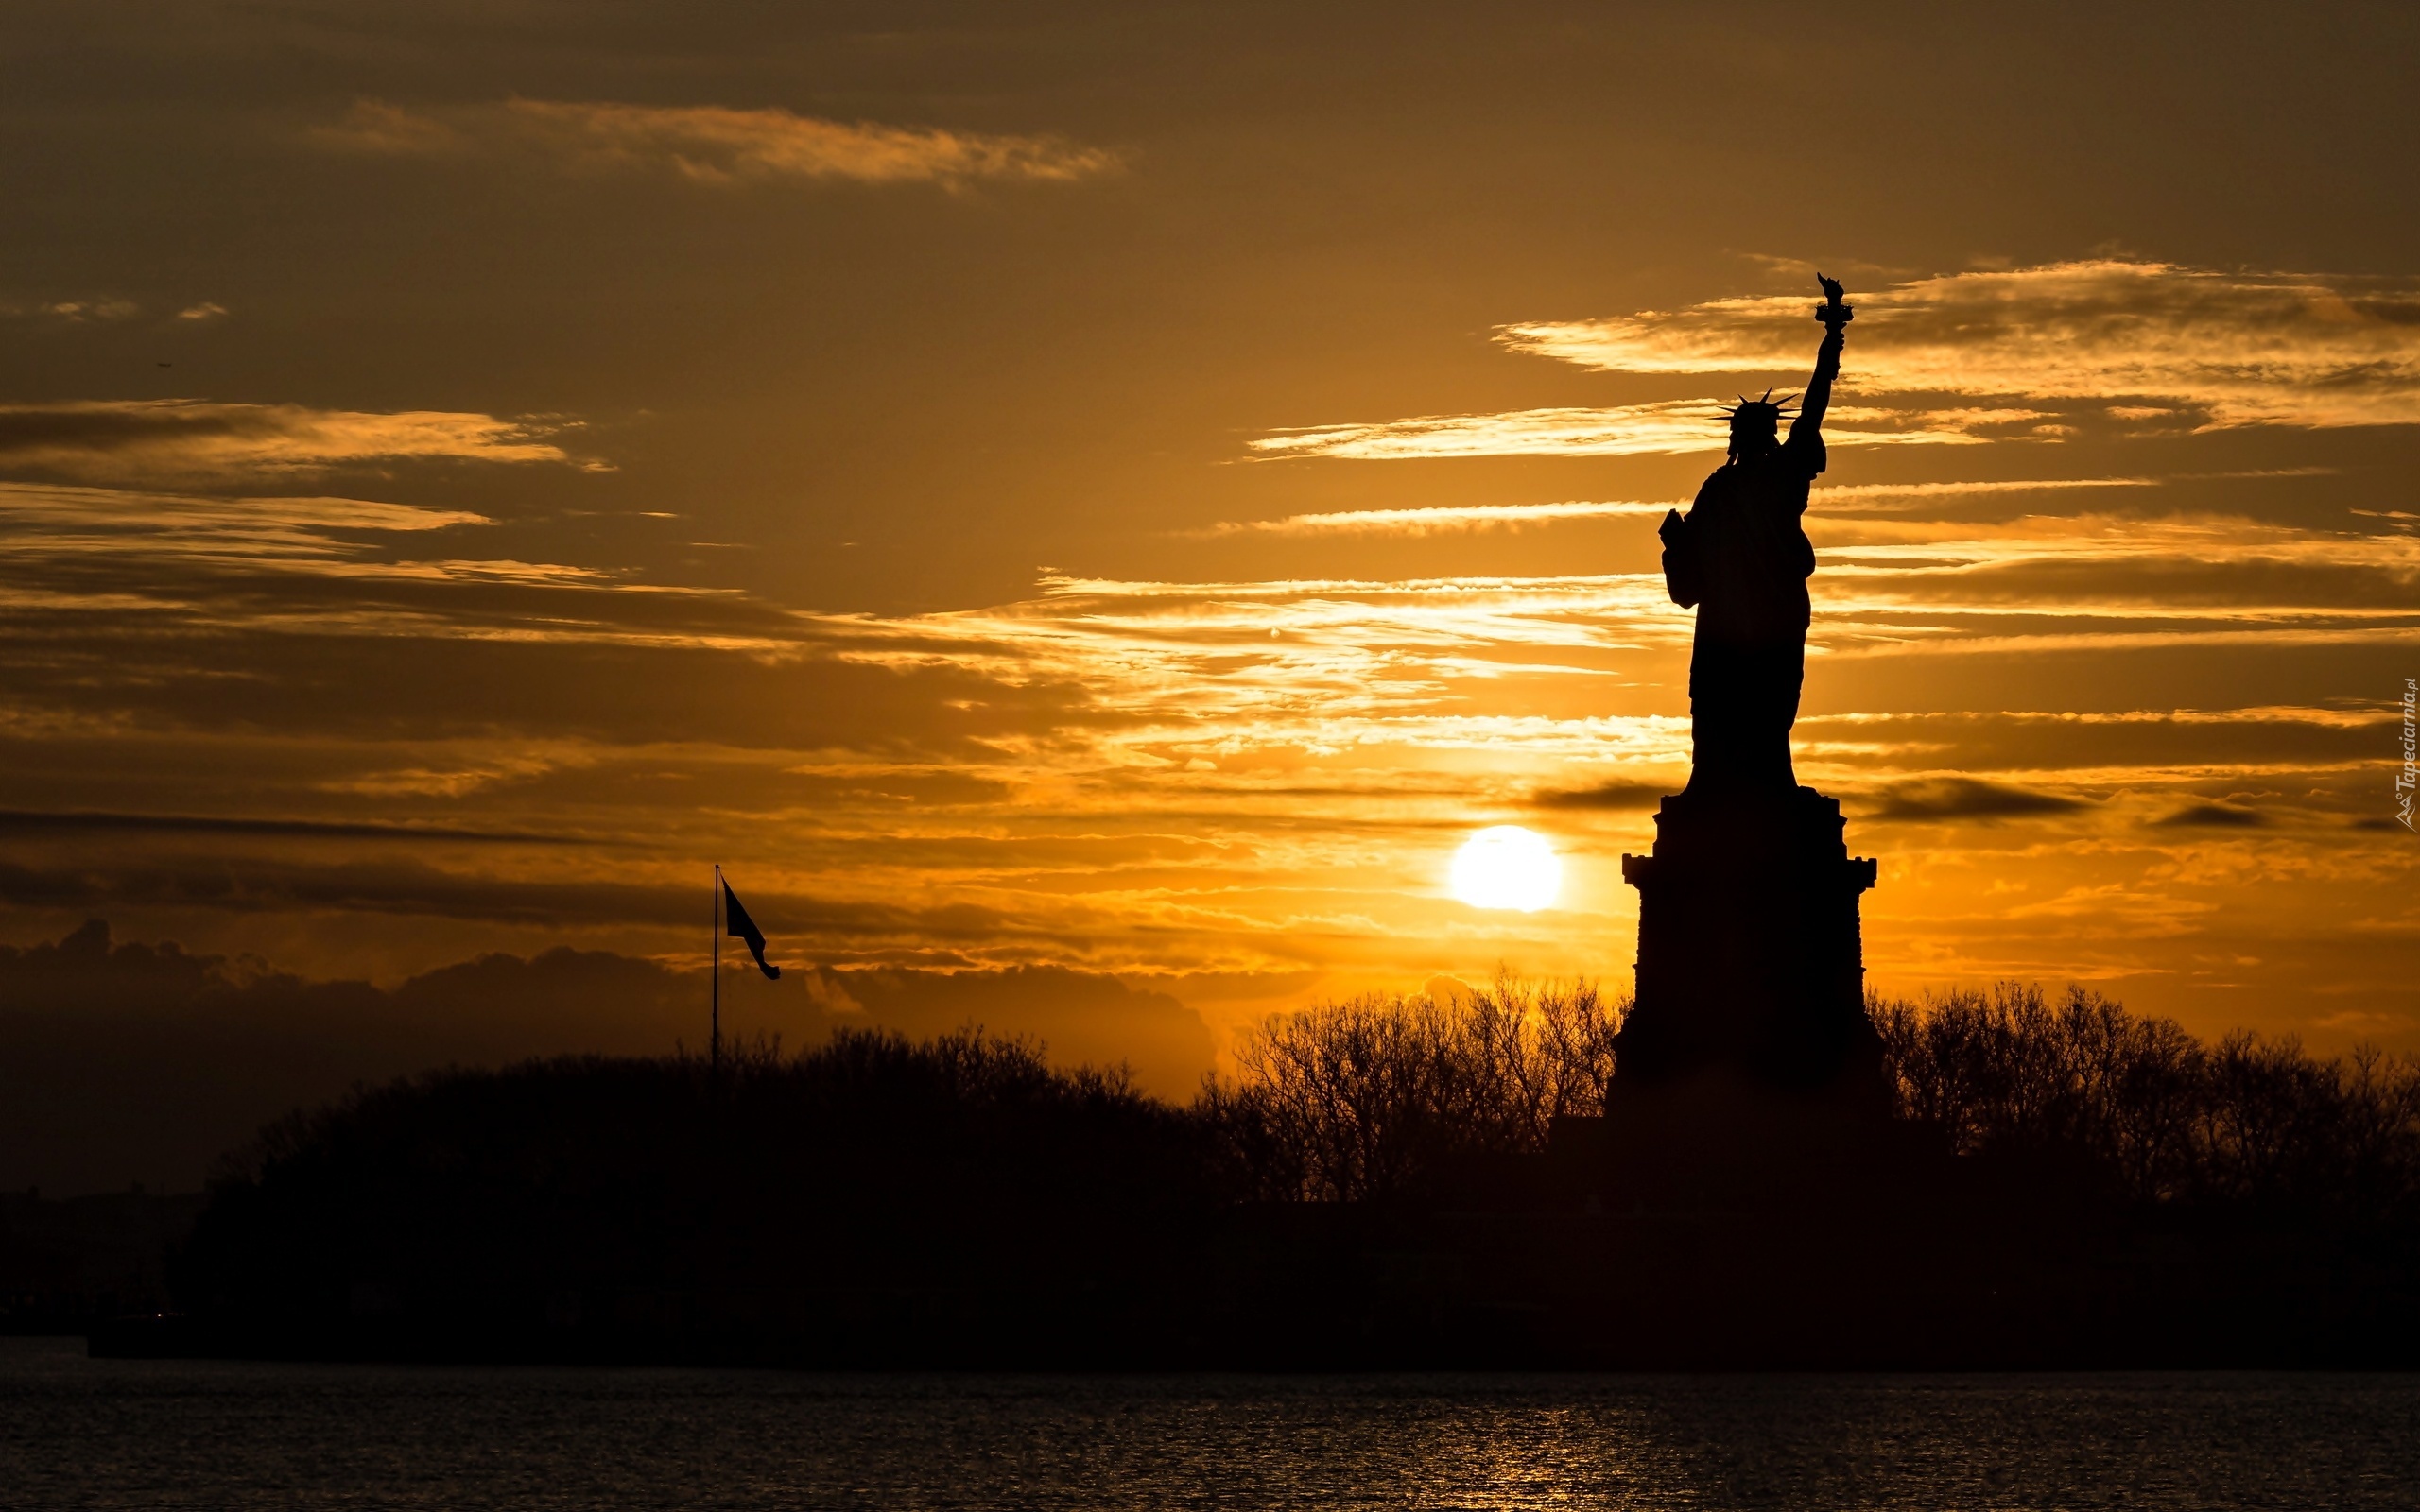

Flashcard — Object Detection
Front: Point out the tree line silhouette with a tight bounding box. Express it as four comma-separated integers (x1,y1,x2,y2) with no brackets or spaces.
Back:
1877,983,2420,1214
123,980,2420,1367
1201,976,2420,1215
1200,974,1622,1202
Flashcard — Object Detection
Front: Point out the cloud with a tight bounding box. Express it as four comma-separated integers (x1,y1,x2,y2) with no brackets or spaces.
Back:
1500,260,2420,430
0,856,972,936
2154,802,2267,828
0,919,1217,1193
0,401,589,483
316,97,1120,187
0,481,489,560
1,298,142,323
43,477,2383,674
1209,499,1676,537
1,298,227,325
1530,781,1670,811
1798,708,2391,777
0,480,696,615
2314,1008,2412,1031
1208,478,2165,537
1866,777,2089,821
0,921,705,1193
0,457,2404,1005
1809,476,2162,512
1246,401,2030,461
309,98,465,156
0,809,580,844
1807,512,2420,638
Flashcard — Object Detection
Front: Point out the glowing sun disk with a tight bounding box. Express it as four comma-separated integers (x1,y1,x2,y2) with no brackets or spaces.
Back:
1450,825,1562,912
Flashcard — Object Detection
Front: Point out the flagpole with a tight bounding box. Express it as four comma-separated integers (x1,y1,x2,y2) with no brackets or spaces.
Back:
711,862,721,1076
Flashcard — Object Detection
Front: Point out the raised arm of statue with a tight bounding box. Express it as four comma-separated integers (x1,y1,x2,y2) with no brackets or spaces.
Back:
1789,273,1852,448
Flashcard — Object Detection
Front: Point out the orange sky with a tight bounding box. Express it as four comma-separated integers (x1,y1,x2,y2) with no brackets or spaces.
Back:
0,2,2414,1102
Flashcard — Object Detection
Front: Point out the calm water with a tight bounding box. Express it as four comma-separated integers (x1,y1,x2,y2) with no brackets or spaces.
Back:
2,1337,2415,1509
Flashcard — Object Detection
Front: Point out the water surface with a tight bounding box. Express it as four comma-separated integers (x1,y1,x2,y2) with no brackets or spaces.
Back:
3,1337,2413,1508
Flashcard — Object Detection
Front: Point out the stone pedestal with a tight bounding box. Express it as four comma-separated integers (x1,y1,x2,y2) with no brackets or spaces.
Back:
1603,783,1892,1208
1619,784,1878,1090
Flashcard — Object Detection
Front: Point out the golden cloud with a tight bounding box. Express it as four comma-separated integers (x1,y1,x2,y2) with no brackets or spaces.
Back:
0,480,785,651
1246,401,2042,461
1207,500,1677,537
315,97,1120,187
1211,479,2165,537
2,455,2406,1022
0,482,488,559
1501,260,2420,429
0,400,591,484
1809,512,2420,634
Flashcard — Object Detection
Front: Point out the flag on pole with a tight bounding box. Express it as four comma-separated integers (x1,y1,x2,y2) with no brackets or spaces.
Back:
721,878,780,979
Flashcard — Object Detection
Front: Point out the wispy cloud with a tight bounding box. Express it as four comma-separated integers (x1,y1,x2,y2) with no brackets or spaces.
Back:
0,808,578,844
1809,512,2420,627
0,400,591,483
10,298,140,322
2,520,2403,1012
1211,478,2166,537
2153,802,2267,828
1247,401,2038,461
310,98,462,156
0,476,486,554
1809,477,2163,512
0,482,489,564
1207,499,1676,537
0,478,797,653
1867,777,2090,821
0,444,2402,1016
315,97,1120,188
1529,781,1668,811
1,298,228,324
1501,260,2420,430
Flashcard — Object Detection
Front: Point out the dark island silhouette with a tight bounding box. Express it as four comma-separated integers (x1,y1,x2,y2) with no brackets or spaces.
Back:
63,987,2420,1368
60,280,2420,1369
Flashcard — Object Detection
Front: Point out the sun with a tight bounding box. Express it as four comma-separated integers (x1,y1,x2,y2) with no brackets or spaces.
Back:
1450,826,1562,912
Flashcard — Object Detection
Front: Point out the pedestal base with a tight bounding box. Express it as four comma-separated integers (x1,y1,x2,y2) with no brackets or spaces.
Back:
1605,783,1891,1208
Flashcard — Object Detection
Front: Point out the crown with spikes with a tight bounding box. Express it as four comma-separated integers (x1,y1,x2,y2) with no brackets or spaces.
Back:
1720,387,1797,430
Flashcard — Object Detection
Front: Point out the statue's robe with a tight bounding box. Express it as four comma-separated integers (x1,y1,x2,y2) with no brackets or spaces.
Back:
1660,425,1824,791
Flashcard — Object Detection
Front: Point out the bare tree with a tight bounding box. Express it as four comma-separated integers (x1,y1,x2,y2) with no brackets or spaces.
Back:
1199,975,1624,1202
1876,983,2420,1213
